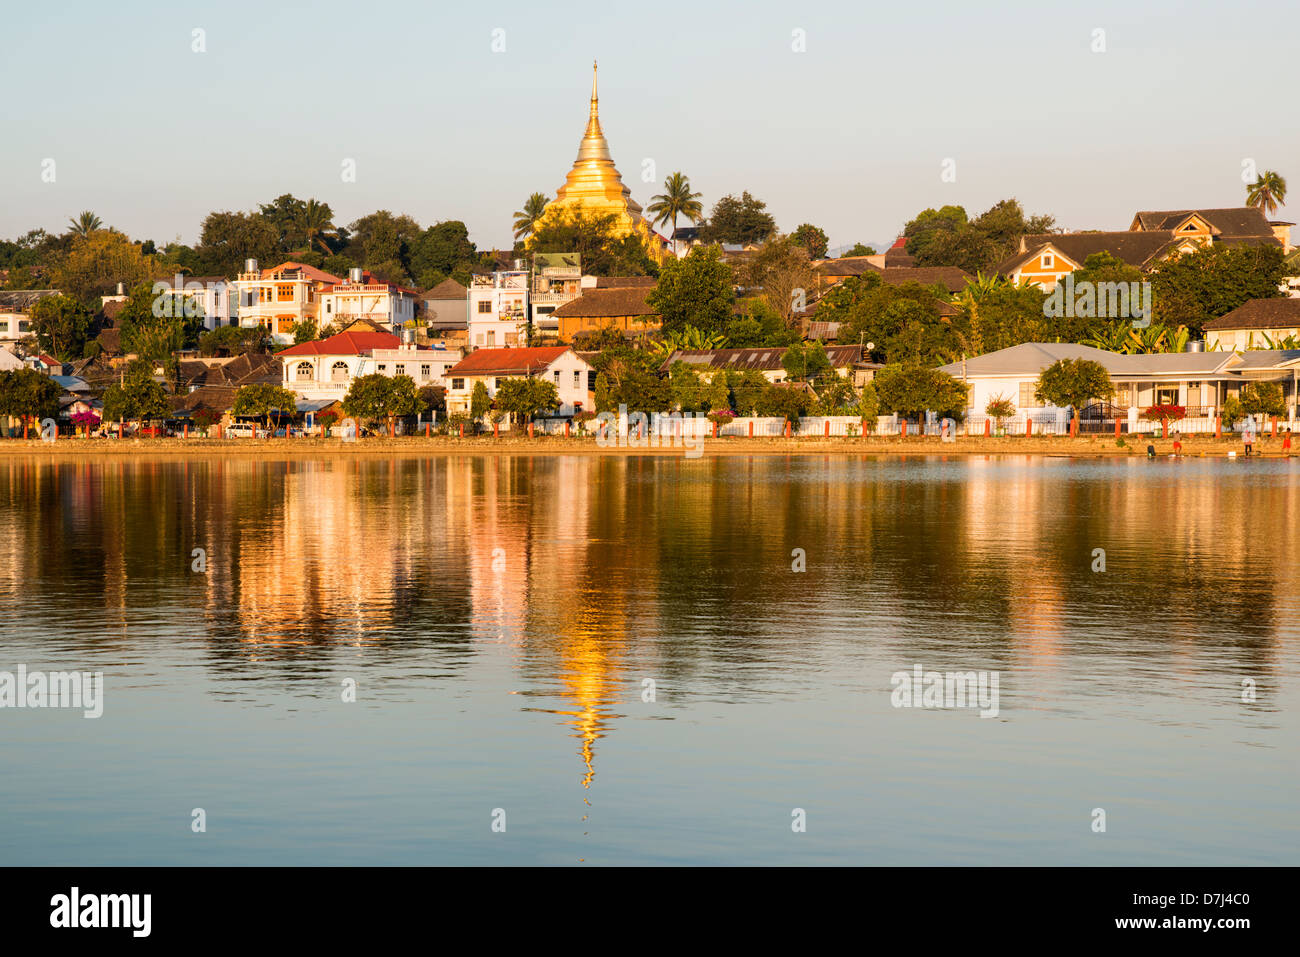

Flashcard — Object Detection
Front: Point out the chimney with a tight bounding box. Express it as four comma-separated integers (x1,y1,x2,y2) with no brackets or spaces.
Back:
245,258,258,274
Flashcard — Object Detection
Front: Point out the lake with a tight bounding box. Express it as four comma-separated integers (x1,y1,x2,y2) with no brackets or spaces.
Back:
0,453,1296,865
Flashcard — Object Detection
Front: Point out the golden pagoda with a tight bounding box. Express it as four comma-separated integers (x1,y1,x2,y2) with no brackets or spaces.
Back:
530,62,664,259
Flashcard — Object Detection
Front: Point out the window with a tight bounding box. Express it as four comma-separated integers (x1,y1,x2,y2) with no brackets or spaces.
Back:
331,361,349,382
487,331,495,346
1041,253,1054,270
276,284,294,302
260,287,272,303
451,378,465,391
378,364,387,372
276,318,294,333
475,334,484,346
1116,385,1131,407
553,370,560,384
420,364,430,378
295,361,313,382
326,302,332,314
477,301,492,314
18,320,31,332
573,370,580,388
307,288,315,303
587,371,596,392
495,378,504,389
1019,382,1043,408
442,365,452,376
395,364,405,376
505,332,518,346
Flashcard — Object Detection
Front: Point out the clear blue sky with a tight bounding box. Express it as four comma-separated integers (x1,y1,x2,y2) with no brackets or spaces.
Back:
2,0,1296,253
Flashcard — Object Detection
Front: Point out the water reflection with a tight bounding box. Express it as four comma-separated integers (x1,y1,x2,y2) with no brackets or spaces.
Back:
1,453,1297,859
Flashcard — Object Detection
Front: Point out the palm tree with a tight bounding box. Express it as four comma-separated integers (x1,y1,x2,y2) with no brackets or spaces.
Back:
299,199,336,254
1246,170,1288,217
68,211,102,236
513,193,549,241
647,172,704,255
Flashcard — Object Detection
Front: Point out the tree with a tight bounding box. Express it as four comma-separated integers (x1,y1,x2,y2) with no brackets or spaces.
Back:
528,208,656,276
744,237,819,323
101,362,169,425
873,364,969,421
781,340,831,382
757,382,812,423
985,394,1016,432
28,294,92,359
512,193,550,241
342,374,424,433
292,320,318,345
347,210,422,284
648,245,735,336
200,325,269,356
858,381,879,431
191,408,222,436
842,243,876,257
1150,243,1287,335
469,380,491,425
1034,358,1112,432
493,377,560,423
410,221,478,289
701,191,776,245
299,199,337,254
904,199,1054,273
49,230,164,303
790,224,829,260
1140,404,1186,438
646,172,704,255
418,385,446,418
196,210,280,276
116,281,198,360
0,368,61,436
258,194,309,251
67,211,103,237
232,383,298,430
1246,170,1287,217
1239,381,1286,420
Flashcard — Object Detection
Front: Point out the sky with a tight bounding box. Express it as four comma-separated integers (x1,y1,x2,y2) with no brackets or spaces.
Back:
2,0,1297,254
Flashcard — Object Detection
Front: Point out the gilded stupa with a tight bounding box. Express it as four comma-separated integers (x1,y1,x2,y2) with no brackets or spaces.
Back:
530,62,664,259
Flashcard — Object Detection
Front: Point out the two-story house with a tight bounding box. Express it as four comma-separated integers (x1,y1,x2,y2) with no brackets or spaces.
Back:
467,269,530,350
444,346,594,418
277,329,454,401
234,260,343,344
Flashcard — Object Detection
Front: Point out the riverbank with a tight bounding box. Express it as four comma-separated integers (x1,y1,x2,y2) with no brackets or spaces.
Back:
0,433,1294,459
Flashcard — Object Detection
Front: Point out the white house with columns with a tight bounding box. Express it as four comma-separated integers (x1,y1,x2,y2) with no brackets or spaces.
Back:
444,346,594,417
276,329,457,401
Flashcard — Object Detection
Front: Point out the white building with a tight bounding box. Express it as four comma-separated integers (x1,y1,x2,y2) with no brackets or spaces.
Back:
233,259,342,344
321,269,419,334
0,290,59,346
154,274,239,331
467,269,529,350
444,346,594,417
277,329,456,401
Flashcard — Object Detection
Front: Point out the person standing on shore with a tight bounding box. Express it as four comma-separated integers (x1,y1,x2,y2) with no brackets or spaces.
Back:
1284,428,1293,455
1243,417,1256,456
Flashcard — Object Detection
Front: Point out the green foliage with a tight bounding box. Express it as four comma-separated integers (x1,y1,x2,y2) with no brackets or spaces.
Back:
410,221,479,289
469,380,491,421
985,393,1016,423
512,193,549,241
101,362,169,423
493,377,561,422
196,210,280,275
756,383,811,422
1221,394,1243,425
781,340,831,381
648,245,735,336
1149,244,1287,335
117,282,197,360
28,294,92,358
342,373,425,425
232,383,298,426
701,191,776,245
0,368,62,425
1240,381,1286,418
418,385,446,417
725,298,800,347
727,370,770,416
646,172,704,249
199,325,269,356
528,208,657,277
842,243,877,257
857,381,879,429
904,199,1054,273
790,223,829,260
1034,358,1113,415
873,364,969,420
292,320,318,345
818,274,965,364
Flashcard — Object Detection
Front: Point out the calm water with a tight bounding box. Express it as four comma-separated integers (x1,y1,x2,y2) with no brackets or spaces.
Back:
0,454,1296,865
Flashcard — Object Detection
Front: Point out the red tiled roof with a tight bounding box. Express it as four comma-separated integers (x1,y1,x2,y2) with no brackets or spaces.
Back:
276,331,402,356
448,346,572,376
261,261,344,284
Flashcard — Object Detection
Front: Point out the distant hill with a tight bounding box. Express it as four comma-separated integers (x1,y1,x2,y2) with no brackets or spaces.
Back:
826,241,894,258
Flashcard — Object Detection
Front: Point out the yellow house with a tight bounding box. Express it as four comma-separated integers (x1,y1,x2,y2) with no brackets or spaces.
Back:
1204,298,1300,350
